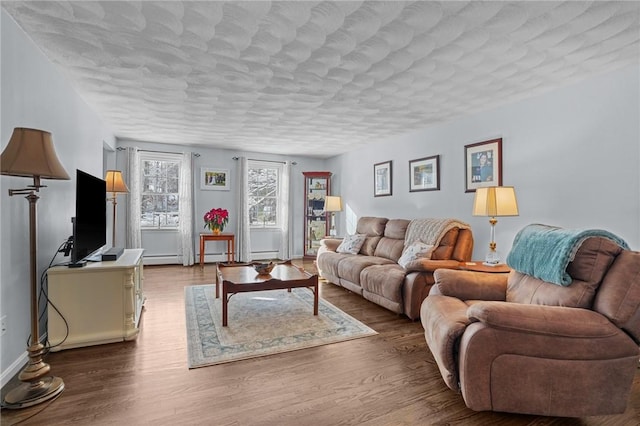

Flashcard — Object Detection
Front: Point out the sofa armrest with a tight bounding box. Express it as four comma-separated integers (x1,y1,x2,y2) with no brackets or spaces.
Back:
319,238,342,252
403,259,460,273
467,302,619,338
430,269,508,301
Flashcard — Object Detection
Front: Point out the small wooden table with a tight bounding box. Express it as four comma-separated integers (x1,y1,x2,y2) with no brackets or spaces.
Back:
199,233,235,268
216,260,319,327
459,261,511,273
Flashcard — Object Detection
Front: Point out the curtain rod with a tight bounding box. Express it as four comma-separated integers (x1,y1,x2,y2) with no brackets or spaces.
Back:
232,157,297,165
117,147,200,157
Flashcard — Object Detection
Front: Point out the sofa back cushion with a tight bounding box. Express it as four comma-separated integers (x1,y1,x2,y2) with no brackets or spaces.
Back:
452,228,474,261
431,228,459,260
371,219,409,261
356,217,388,236
356,217,388,256
506,237,622,308
384,219,410,239
593,250,640,343
374,238,405,262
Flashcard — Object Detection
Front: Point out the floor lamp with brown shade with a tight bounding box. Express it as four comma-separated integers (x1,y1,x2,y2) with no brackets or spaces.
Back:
0,128,68,409
104,170,129,246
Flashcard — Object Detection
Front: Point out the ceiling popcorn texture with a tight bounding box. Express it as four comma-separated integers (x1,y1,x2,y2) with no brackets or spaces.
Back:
3,1,639,158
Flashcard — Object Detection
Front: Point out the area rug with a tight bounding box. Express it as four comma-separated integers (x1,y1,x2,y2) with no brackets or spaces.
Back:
185,285,377,368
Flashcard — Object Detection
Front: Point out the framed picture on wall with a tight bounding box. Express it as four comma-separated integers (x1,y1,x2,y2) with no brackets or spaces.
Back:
464,138,502,192
200,167,230,191
409,155,440,192
374,160,393,197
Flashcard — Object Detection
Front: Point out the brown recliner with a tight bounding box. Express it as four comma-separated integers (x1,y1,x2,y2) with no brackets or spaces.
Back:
421,235,640,417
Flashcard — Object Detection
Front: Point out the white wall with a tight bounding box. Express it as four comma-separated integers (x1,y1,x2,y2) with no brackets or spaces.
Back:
0,10,115,385
328,65,640,258
116,139,327,262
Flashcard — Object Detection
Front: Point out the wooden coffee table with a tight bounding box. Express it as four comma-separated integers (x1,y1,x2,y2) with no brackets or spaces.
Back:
216,260,319,327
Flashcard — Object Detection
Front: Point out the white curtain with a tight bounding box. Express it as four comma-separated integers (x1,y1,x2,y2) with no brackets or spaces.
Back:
237,157,252,262
278,161,292,260
126,147,142,249
177,152,194,266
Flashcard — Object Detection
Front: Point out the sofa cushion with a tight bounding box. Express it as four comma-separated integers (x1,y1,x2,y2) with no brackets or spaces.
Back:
566,237,622,285
356,217,388,236
374,237,405,262
337,255,394,285
316,251,346,281
432,228,459,260
384,219,410,239
360,236,382,256
593,250,640,343
361,264,406,314
336,234,367,254
398,242,434,268
507,237,624,308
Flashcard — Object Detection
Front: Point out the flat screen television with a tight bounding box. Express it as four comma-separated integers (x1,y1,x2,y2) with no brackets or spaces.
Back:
70,169,107,266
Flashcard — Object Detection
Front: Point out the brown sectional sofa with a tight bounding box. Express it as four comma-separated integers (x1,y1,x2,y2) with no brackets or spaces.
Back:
317,216,473,319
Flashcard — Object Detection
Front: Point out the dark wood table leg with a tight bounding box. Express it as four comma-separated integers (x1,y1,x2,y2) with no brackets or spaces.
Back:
199,235,205,268
222,282,228,326
313,279,319,316
215,270,219,299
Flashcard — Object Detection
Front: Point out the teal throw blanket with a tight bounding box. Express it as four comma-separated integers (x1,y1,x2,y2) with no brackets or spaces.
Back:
506,224,629,286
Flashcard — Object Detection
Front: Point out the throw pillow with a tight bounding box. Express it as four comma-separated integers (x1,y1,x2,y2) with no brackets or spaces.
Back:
398,242,434,268
336,234,367,255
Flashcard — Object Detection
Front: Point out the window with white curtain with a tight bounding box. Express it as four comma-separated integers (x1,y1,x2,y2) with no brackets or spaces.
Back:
139,152,181,229
248,160,283,228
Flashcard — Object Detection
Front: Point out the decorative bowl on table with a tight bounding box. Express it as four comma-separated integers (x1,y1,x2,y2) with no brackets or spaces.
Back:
253,262,275,275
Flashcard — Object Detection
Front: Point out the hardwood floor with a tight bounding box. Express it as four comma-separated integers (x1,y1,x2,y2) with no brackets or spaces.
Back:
2,261,639,425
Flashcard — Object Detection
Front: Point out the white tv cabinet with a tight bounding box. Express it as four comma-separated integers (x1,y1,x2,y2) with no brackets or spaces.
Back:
47,249,145,351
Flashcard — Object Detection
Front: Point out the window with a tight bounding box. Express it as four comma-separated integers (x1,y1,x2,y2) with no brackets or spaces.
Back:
248,161,282,228
140,152,181,228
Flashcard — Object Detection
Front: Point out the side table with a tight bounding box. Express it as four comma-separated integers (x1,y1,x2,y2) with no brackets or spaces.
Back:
200,233,235,268
459,261,511,273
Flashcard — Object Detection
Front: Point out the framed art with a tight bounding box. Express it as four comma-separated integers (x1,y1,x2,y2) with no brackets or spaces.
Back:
200,167,230,191
374,161,392,197
409,155,440,192
464,138,502,192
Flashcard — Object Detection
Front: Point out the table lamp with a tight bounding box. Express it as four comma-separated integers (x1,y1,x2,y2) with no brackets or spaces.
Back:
472,186,519,265
104,170,129,246
0,127,68,408
324,195,342,236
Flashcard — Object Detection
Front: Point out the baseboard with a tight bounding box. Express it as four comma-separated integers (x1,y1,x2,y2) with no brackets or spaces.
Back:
141,251,287,266
0,350,28,389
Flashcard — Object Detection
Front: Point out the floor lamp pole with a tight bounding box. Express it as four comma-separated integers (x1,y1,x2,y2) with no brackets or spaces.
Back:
3,183,65,408
111,193,117,246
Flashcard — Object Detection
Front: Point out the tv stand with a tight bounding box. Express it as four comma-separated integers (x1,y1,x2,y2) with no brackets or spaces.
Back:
47,249,145,351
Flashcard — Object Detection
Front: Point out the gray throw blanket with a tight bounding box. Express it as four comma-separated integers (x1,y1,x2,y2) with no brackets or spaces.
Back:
506,224,629,286
404,218,471,254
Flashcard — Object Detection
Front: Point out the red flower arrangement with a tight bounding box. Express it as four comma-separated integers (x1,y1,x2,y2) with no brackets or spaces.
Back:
204,208,229,233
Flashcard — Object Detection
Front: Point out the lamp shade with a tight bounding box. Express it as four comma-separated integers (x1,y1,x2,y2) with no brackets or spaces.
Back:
472,186,519,217
324,195,342,212
0,128,69,180
104,170,129,193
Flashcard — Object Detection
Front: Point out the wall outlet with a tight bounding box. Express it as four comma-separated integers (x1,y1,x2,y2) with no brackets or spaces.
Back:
1,315,7,336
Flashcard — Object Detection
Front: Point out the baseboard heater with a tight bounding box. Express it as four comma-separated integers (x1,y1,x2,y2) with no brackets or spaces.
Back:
102,247,124,261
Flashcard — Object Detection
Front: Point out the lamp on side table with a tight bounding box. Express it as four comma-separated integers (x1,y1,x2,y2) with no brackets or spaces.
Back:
472,186,519,266
324,195,342,237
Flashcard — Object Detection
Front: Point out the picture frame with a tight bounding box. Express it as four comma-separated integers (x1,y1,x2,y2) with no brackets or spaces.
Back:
464,138,502,192
200,167,230,191
374,160,393,197
409,155,440,192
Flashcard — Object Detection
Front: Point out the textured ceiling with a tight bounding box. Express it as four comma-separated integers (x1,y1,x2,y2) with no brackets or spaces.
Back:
3,1,640,158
